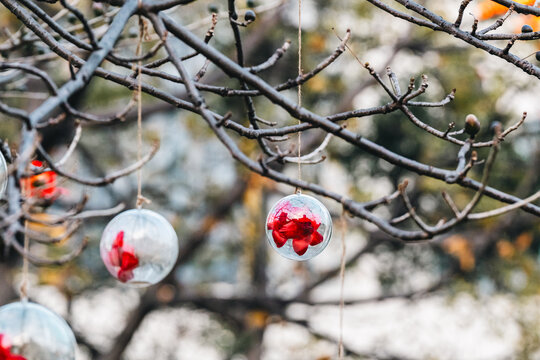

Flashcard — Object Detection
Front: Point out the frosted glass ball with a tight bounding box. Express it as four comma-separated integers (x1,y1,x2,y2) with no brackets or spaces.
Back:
0,301,76,360
100,209,179,287
266,194,332,261
0,151,7,198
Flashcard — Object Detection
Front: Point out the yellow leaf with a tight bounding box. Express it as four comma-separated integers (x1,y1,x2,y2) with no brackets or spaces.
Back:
497,240,515,259
307,34,326,53
306,76,327,93
515,232,533,253
245,310,268,329
443,235,475,271
476,0,535,21
27,213,70,243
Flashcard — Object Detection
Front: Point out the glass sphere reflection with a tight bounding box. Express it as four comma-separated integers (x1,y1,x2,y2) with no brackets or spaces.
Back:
0,151,7,198
100,209,179,287
266,194,332,261
0,301,76,360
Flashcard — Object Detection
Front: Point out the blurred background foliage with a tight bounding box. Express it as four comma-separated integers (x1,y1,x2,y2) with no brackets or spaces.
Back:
0,0,539,359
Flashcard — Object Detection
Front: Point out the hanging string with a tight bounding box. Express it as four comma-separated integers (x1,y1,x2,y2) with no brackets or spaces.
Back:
295,0,303,194
135,14,145,209
338,208,347,359
20,221,29,302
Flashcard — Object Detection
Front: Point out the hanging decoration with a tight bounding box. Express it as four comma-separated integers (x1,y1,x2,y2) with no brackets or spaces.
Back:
0,150,7,198
265,0,333,261
100,19,179,287
266,194,332,260
0,301,76,360
100,209,179,286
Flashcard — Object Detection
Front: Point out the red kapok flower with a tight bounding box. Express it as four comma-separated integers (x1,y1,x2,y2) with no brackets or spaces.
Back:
0,334,27,360
267,203,323,256
20,160,65,201
107,231,139,282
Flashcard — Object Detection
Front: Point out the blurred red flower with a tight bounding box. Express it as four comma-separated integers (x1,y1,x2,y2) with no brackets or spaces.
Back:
20,160,63,201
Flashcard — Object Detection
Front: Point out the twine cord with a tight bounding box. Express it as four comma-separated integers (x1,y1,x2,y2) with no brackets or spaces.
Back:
19,220,29,301
338,209,347,358
296,0,303,194
135,14,144,209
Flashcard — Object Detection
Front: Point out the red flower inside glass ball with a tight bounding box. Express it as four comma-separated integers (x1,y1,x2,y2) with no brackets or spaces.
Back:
106,230,139,283
266,194,332,260
0,301,77,360
0,334,26,360
100,209,179,287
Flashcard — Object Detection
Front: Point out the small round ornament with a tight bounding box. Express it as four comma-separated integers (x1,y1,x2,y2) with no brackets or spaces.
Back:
0,301,76,360
100,209,179,287
0,150,7,198
266,193,332,261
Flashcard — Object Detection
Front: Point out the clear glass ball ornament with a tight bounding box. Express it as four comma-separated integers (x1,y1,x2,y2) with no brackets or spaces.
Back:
266,193,332,261
100,209,179,287
0,301,76,360
0,151,7,198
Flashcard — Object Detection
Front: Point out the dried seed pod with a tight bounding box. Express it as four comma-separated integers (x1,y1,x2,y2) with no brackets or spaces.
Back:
464,114,480,137
521,24,533,33
244,10,256,22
